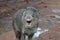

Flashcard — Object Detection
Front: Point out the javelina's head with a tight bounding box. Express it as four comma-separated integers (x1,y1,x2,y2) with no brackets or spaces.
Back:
22,7,39,28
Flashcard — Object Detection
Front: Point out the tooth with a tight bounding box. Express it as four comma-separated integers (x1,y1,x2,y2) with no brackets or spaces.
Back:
27,19,31,21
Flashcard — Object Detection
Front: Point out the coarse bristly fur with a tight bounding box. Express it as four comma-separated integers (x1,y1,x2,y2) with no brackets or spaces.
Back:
12,6,40,40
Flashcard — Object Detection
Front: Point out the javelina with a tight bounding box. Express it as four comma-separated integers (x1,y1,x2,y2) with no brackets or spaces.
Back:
12,7,39,40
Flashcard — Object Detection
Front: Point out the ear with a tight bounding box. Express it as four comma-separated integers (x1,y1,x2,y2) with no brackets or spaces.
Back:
37,11,40,27
22,11,26,23
37,10,40,19
22,10,27,18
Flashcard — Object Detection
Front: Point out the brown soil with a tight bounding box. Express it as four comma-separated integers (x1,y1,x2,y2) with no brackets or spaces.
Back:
0,0,60,40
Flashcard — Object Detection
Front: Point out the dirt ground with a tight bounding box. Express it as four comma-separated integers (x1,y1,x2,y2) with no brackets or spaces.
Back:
0,0,60,40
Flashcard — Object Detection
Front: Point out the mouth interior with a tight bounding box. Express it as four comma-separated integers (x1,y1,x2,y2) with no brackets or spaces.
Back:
27,21,31,23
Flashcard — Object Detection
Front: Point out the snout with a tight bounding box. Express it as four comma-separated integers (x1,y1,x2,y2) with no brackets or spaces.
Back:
25,15,33,24
26,19,31,24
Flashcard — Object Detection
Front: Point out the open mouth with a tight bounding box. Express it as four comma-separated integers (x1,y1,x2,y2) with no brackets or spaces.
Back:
26,21,31,24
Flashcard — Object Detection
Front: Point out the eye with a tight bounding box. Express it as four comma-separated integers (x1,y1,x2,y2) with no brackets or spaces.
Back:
32,15,34,17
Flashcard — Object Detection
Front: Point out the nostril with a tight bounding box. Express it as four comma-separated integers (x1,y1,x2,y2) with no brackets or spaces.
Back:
27,21,31,23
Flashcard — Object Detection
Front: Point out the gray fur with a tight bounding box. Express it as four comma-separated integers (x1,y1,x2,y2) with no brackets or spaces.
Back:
12,7,39,40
